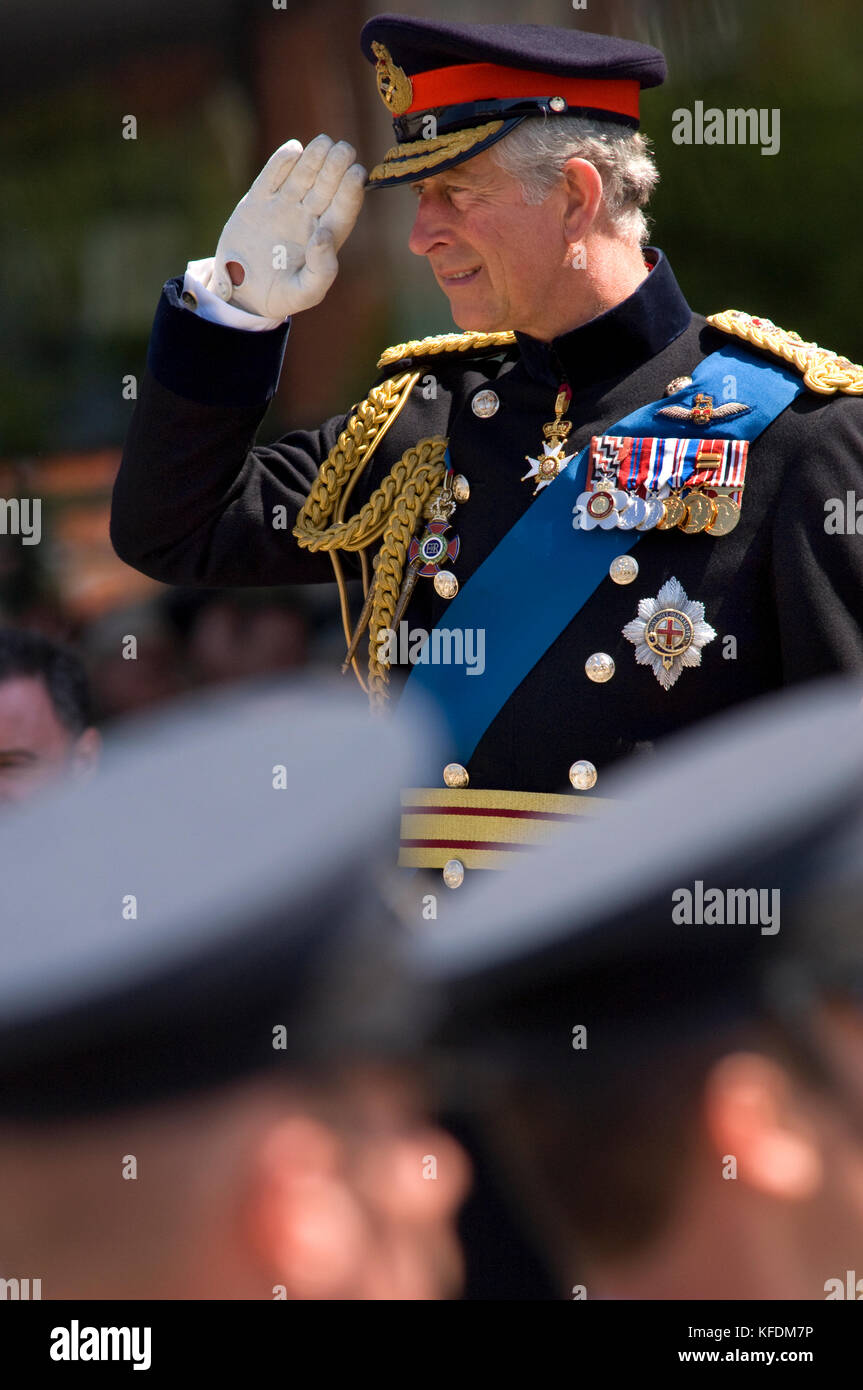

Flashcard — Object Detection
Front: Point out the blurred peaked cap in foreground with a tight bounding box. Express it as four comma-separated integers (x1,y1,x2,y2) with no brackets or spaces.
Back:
412,677,863,1054
0,678,443,1119
360,15,666,188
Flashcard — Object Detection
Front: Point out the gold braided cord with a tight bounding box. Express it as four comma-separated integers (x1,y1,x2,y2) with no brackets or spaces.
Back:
335,374,419,529
293,375,449,701
294,373,416,550
707,309,863,396
296,433,448,553
368,119,504,183
293,371,418,692
366,436,449,707
329,377,413,685
378,329,516,369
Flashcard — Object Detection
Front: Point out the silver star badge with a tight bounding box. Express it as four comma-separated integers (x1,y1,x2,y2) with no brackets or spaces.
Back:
521,440,574,495
622,577,716,690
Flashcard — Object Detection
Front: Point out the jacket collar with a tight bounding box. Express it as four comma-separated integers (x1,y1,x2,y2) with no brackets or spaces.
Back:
514,248,692,389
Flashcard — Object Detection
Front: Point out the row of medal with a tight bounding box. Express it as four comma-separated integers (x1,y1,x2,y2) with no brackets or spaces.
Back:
572,433,749,537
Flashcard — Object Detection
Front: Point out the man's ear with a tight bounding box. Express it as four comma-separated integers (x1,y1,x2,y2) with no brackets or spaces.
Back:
243,1114,370,1300
702,1052,823,1200
561,157,604,244
70,727,101,780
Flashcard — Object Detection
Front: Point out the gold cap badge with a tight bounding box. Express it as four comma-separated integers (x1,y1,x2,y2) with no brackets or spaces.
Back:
371,42,413,115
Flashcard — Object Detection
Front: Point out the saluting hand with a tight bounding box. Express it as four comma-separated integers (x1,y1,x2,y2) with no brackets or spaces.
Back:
210,134,366,318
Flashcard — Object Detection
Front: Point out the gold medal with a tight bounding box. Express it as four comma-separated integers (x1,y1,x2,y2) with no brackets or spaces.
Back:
522,382,574,494
705,490,742,536
657,492,686,529
679,489,717,534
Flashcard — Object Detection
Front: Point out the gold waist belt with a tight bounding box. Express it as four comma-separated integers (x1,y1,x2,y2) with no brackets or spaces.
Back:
398,787,609,871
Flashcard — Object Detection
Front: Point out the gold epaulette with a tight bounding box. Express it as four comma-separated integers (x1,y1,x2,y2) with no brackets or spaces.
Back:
707,309,863,396
377,329,517,370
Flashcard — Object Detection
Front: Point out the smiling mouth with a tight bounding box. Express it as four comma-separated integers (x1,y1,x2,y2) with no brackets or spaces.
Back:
438,266,482,286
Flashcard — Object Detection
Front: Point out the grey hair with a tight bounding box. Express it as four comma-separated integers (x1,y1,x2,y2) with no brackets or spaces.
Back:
490,116,659,245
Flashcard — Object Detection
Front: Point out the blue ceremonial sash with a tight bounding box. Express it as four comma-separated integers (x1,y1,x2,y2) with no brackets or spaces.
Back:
400,342,806,761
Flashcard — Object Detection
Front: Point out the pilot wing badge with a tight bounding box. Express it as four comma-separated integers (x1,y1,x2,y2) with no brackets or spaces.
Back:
656,392,751,425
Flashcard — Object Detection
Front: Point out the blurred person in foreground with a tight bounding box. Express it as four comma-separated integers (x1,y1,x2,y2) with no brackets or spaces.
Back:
414,679,863,1299
0,682,467,1300
0,627,100,806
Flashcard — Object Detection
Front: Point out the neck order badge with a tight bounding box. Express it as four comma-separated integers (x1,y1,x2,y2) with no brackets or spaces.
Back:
400,343,806,763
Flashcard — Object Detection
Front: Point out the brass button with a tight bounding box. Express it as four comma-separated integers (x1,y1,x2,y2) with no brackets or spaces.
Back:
434,571,459,600
609,555,639,585
471,389,499,418
569,760,598,791
585,652,615,683
664,374,692,396
443,762,469,788
181,290,198,310
443,859,465,889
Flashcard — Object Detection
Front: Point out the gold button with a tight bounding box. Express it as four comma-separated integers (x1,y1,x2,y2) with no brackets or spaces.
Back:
443,859,465,889
434,571,459,600
609,555,639,585
585,652,615,683
443,762,469,788
569,760,598,791
664,374,692,396
181,290,198,310
550,96,567,112
471,389,499,418
452,474,470,504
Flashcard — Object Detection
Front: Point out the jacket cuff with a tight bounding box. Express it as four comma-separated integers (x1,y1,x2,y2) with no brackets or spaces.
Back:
146,277,291,407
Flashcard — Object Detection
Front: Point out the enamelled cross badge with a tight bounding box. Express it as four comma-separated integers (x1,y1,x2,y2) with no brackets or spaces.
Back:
522,384,575,494
572,434,749,535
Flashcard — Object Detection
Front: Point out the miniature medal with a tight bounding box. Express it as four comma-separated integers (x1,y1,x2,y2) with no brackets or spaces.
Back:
657,492,686,529
704,488,742,536
679,489,717,534
636,492,667,530
616,494,648,530
522,384,575,494
407,477,461,594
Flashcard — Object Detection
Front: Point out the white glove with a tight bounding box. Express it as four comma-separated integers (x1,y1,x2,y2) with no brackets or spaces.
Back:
210,134,366,318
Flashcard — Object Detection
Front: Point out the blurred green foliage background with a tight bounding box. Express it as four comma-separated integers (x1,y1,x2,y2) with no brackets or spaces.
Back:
1,0,860,457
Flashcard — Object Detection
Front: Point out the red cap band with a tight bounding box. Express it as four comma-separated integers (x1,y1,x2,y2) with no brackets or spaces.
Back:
407,62,640,121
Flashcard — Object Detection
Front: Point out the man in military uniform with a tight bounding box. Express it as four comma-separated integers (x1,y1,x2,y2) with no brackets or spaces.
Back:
0,683,468,1300
414,678,863,1300
111,16,863,886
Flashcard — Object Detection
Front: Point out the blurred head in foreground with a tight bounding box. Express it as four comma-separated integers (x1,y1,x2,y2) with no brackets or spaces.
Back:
0,627,100,805
0,682,467,1300
416,679,863,1300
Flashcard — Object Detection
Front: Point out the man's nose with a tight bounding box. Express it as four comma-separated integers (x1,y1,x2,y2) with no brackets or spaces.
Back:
408,196,453,258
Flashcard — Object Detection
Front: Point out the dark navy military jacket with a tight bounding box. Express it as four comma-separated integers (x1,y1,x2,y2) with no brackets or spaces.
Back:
112,251,863,793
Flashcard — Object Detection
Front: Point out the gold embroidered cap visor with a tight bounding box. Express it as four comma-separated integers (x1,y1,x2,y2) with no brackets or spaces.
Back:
359,15,666,189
